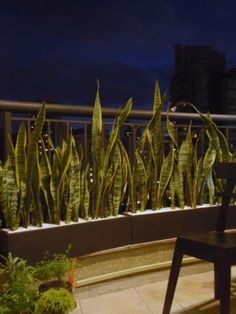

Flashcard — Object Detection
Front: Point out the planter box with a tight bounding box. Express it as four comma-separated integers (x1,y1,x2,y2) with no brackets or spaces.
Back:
1,205,236,264
129,205,236,244
0,216,132,264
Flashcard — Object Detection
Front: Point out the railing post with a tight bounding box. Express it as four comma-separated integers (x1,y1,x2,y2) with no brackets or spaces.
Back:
84,123,88,165
2,111,12,161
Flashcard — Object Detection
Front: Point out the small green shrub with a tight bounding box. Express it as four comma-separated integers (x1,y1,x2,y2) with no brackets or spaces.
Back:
35,288,76,314
0,251,78,313
0,303,11,314
35,247,73,283
0,253,38,313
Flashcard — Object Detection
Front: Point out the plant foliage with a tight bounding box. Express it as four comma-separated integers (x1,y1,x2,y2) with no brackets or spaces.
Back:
0,81,233,229
35,288,76,314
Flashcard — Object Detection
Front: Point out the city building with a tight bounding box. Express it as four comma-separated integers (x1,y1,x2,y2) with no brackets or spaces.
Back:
221,68,236,148
169,44,225,113
222,68,236,114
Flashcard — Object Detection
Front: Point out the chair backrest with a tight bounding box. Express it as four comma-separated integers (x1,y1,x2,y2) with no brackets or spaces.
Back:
215,162,236,232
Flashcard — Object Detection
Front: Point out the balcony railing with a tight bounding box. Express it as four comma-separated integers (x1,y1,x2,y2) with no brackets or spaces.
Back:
1,99,236,162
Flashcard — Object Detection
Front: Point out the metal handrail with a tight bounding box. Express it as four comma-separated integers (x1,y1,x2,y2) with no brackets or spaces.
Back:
0,99,236,123
1,99,236,162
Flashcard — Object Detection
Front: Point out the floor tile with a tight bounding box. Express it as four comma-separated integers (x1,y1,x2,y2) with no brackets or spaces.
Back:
136,281,183,313
174,271,215,308
73,264,236,314
80,288,151,314
76,262,212,300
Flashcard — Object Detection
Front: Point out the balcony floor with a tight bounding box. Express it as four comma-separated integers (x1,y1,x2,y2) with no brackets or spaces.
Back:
72,262,236,313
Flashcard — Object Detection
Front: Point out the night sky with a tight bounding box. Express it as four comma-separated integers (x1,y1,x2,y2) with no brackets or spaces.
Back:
1,0,236,110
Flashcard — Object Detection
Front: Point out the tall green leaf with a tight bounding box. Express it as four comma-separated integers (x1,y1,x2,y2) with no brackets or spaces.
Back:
1,139,19,230
118,139,136,213
15,123,26,188
135,150,148,211
112,144,123,216
40,137,53,222
176,123,193,207
31,143,43,226
91,81,104,216
157,145,175,208
66,137,81,222
93,98,132,217
25,104,46,224
207,169,215,204
55,129,73,224
80,165,90,219
192,157,203,208
166,110,178,148
153,81,162,114
197,140,216,204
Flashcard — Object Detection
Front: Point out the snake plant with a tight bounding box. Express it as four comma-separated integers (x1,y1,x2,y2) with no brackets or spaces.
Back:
166,102,232,209
91,82,132,218
0,81,234,230
0,105,46,230
134,81,168,210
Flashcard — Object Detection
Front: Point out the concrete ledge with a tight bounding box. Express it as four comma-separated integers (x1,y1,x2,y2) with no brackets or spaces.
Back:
76,238,198,287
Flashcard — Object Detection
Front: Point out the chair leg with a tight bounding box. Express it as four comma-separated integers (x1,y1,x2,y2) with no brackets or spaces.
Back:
162,239,183,314
214,263,220,300
218,263,231,314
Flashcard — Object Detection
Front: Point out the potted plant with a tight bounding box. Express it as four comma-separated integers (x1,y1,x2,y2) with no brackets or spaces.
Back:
0,253,38,314
35,287,76,314
35,247,77,292
0,252,78,313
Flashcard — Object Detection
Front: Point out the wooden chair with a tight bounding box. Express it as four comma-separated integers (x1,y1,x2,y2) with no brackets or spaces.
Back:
162,162,236,314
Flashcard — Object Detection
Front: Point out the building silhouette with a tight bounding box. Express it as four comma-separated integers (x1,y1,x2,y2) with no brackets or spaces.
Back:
169,44,225,113
221,68,236,149
222,68,236,114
